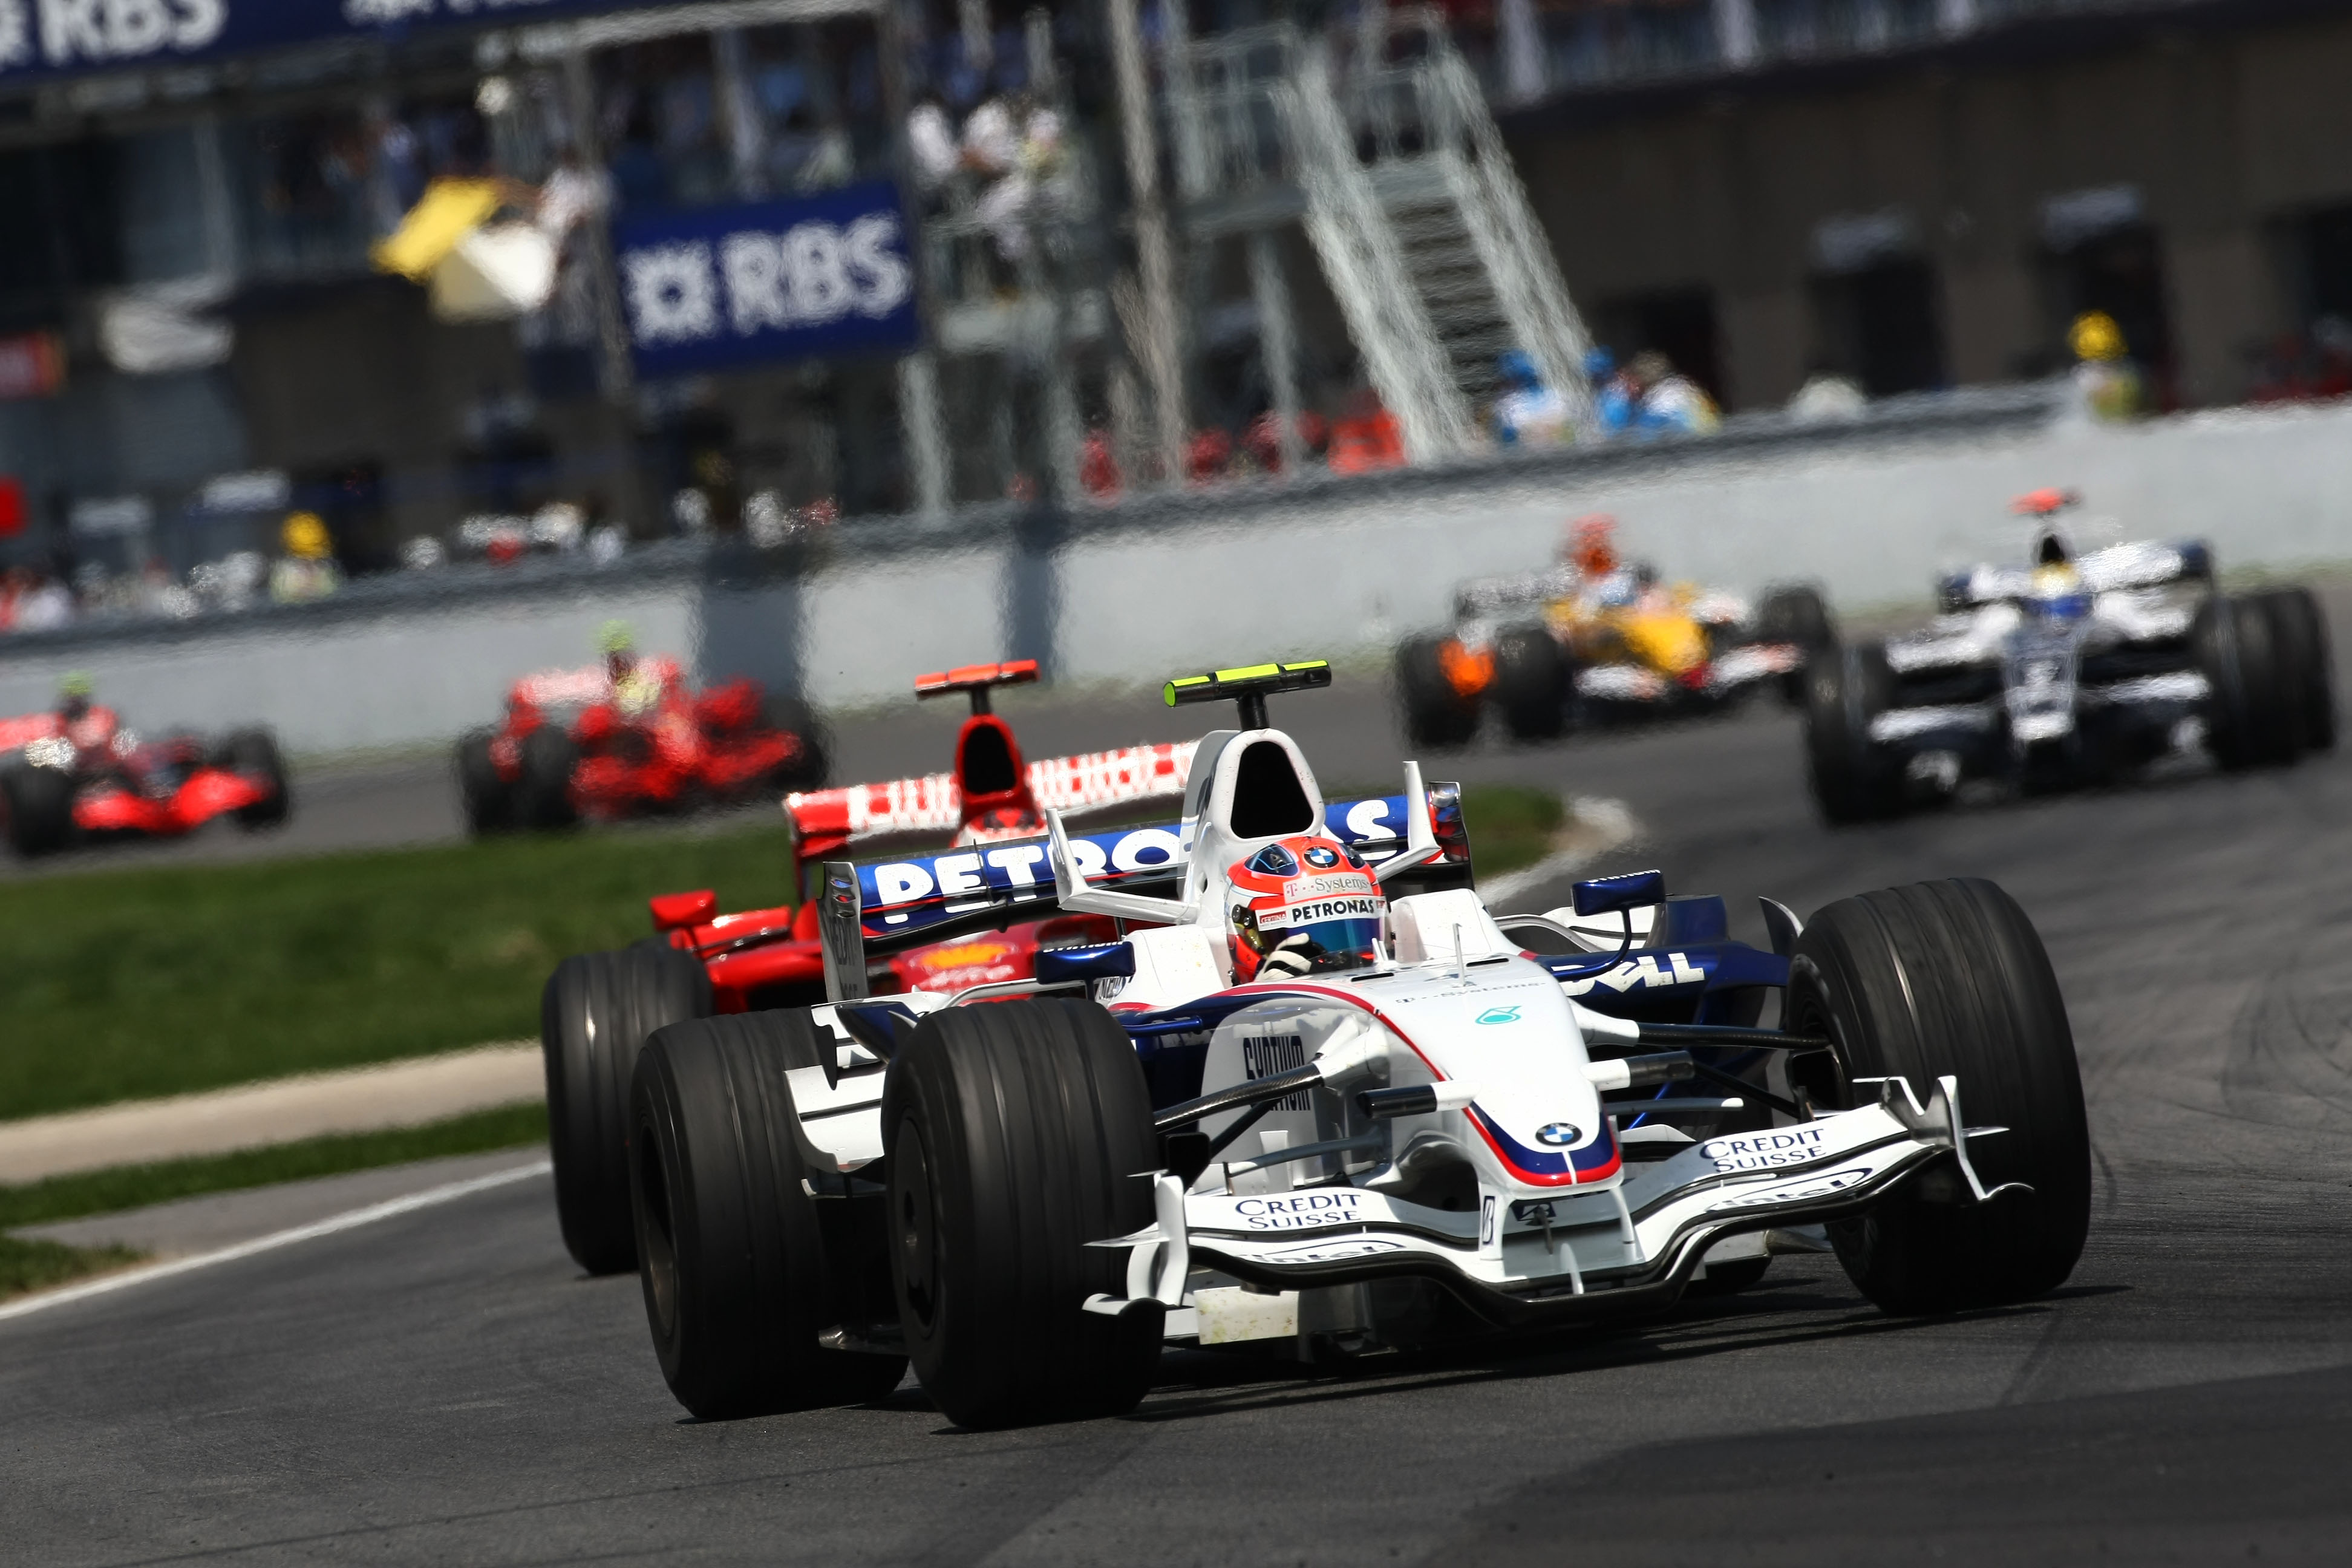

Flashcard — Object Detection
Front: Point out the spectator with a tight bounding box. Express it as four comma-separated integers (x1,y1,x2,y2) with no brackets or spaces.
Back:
965,91,1067,264
2065,310,2141,423
1327,389,1406,473
1628,350,1720,434
908,93,962,190
1787,363,1867,422
270,512,343,604
1080,428,1122,498
13,568,74,632
1586,348,1639,435
1490,348,1572,447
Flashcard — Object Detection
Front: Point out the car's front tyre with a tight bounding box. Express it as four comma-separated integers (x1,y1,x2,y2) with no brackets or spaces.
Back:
1394,634,1481,750
881,998,1162,1428
1803,643,1902,824
0,761,73,857
1786,878,2090,1314
631,1011,907,1419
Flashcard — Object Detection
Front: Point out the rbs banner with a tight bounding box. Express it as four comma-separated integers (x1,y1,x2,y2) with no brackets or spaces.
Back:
611,184,923,379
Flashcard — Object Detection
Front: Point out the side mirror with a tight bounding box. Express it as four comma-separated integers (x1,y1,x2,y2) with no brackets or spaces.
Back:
1033,941,1138,985
649,889,718,931
1570,869,1665,918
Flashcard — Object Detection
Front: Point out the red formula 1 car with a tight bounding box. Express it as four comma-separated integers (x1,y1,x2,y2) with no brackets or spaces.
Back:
0,699,289,858
538,658,1198,1273
456,652,826,834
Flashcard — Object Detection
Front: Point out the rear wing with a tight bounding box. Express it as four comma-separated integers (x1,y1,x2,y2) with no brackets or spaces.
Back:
0,712,60,753
508,657,679,709
786,740,1196,863
1453,567,1578,622
1937,540,2212,610
817,782,1469,999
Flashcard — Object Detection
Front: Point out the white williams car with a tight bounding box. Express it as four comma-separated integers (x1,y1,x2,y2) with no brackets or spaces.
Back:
627,661,2091,1429
1805,488,2334,822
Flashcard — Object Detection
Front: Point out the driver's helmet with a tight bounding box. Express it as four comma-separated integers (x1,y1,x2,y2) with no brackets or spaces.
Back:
1564,514,1619,578
599,618,638,680
56,671,93,722
1226,834,1387,982
2029,541,2089,619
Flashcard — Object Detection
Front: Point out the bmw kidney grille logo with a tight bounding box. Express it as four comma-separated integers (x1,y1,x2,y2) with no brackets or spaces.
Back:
1304,844,1339,867
1535,1122,1581,1147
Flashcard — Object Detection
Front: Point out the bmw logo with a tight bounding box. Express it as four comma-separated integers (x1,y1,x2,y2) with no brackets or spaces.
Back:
1534,1122,1581,1147
1304,844,1339,867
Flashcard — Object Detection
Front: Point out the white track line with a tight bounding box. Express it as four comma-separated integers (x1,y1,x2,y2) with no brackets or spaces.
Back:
1480,796,1639,910
0,1158,553,1326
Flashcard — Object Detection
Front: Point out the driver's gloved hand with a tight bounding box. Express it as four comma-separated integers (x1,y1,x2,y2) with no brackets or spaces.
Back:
1258,934,1317,979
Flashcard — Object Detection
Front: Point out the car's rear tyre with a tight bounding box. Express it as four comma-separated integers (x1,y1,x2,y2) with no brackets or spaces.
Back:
1395,635,1481,750
218,728,291,830
1786,878,2090,1315
456,729,512,835
2197,594,2298,768
631,1011,907,1419
1756,584,1838,705
2257,586,2334,755
517,724,580,828
543,944,713,1274
762,691,830,792
0,762,74,857
1492,625,1567,742
1803,642,1902,824
881,998,1162,1429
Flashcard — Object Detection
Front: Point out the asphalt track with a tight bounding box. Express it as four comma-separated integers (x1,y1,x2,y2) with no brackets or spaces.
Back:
8,618,2352,1562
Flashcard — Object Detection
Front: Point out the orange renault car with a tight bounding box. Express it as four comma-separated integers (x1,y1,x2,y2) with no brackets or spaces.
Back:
537,659,1197,1274
1396,515,1835,746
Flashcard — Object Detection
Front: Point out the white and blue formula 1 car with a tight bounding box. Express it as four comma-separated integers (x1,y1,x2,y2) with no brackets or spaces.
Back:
1805,489,2334,823
626,662,2091,1429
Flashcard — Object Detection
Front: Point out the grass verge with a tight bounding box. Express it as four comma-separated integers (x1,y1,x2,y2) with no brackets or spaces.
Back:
0,821,799,1122
0,1235,144,1303
1457,784,1567,881
0,785,1567,1125
0,1102,549,1232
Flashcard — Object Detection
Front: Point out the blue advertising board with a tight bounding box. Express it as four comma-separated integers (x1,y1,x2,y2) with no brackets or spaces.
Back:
610,183,923,377
0,0,613,90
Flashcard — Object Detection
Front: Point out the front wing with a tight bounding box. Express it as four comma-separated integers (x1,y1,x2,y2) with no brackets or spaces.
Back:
1086,1074,2018,1331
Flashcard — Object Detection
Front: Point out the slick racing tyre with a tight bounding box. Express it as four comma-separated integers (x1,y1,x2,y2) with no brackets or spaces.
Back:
218,728,291,830
1756,584,1838,705
1395,635,1481,750
1803,642,1901,824
517,724,581,829
1787,878,2090,1315
2195,594,2298,769
1492,626,1567,742
543,944,713,1275
631,1011,907,1419
881,998,1162,1428
0,761,74,857
2256,586,2334,755
762,691,830,792
456,729,513,835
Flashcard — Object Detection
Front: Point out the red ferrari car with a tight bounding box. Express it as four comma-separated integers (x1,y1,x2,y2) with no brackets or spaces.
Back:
0,697,289,857
538,658,1199,1272
456,650,826,834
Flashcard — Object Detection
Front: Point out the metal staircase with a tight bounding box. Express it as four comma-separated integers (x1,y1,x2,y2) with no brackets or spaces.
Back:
1172,10,1598,462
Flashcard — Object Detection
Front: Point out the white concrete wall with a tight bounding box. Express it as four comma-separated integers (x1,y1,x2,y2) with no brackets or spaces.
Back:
8,399,2352,754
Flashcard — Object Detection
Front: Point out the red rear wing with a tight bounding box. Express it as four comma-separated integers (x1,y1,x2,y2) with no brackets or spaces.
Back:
785,739,1196,863
0,712,62,751
913,659,1039,700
